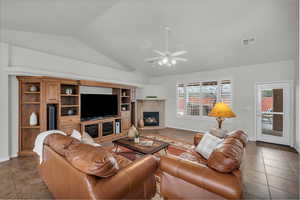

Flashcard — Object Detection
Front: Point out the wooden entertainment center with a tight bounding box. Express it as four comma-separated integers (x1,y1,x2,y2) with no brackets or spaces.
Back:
18,76,135,156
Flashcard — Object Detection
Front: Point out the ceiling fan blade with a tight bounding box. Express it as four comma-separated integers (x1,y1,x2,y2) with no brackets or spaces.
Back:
153,50,166,56
171,50,187,57
173,57,188,62
145,57,160,63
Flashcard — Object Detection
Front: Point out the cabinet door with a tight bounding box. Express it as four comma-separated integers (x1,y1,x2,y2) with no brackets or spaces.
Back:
121,111,131,131
45,81,59,103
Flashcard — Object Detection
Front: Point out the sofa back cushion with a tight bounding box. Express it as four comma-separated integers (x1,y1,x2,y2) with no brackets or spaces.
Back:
44,133,80,156
65,143,119,178
226,130,248,147
207,138,244,173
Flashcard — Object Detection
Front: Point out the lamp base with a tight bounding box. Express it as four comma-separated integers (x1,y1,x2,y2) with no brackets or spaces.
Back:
209,127,228,138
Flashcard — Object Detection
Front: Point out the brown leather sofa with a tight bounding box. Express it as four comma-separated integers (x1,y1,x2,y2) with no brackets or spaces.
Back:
39,134,158,199
159,130,247,200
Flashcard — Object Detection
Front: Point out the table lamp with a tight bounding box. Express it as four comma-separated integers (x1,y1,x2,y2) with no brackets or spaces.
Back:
208,102,236,129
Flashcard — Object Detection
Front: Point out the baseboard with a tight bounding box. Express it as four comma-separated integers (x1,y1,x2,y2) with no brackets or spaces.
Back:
0,157,10,163
295,144,300,153
10,154,18,158
248,137,256,142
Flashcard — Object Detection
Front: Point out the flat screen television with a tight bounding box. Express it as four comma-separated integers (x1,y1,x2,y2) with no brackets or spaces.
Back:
81,94,118,120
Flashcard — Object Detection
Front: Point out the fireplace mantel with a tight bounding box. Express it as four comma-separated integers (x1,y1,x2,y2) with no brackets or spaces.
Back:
136,99,166,130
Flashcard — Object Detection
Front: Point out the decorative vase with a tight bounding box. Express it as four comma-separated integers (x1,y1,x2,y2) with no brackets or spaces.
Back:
138,119,144,128
134,137,140,143
128,125,138,138
29,85,38,92
66,88,73,95
29,112,38,126
67,109,74,116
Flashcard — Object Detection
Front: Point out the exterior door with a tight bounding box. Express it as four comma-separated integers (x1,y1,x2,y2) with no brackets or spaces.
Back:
256,82,291,145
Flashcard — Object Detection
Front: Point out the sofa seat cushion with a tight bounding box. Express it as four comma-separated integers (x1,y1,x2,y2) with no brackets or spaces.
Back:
207,138,244,173
44,133,80,156
65,143,119,178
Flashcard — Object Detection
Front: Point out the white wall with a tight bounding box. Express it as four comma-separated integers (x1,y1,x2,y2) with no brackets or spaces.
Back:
148,60,296,142
0,42,149,160
1,30,126,71
80,86,112,94
296,1,300,152
0,43,10,161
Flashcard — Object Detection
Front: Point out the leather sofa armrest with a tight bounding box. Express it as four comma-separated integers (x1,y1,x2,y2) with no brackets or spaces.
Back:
194,133,204,146
93,155,158,199
159,155,242,199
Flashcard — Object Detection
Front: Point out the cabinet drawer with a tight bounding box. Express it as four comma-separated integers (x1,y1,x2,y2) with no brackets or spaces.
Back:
60,116,80,125
60,123,80,135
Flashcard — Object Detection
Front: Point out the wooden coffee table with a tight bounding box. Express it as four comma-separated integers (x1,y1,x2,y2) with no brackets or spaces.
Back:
113,136,169,155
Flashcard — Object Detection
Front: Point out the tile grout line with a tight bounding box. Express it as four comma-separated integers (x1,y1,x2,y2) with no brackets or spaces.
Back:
261,148,272,200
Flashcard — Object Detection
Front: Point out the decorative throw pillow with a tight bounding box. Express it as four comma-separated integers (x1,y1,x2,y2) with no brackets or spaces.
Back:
81,132,101,147
70,129,82,140
195,133,223,159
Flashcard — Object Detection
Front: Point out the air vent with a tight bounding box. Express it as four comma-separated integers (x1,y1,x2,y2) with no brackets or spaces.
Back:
242,37,256,46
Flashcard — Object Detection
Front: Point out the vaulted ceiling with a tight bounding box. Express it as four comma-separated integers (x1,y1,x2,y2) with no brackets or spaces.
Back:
1,0,298,76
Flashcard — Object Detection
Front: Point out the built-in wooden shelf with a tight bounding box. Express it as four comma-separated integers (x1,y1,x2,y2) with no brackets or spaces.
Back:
24,92,40,94
61,94,79,97
18,76,136,157
61,105,80,108
21,126,40,129
22,102,40,104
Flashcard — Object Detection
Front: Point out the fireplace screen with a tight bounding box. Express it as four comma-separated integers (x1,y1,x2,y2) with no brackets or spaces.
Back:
143,112,159,126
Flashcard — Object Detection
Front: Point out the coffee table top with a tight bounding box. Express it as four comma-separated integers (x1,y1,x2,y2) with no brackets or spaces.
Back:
113,136,169,155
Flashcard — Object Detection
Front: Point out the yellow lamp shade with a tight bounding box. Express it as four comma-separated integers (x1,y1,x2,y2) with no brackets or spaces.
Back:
208,102,236,118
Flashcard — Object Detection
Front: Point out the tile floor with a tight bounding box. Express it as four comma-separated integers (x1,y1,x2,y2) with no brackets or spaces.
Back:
0,128,299,199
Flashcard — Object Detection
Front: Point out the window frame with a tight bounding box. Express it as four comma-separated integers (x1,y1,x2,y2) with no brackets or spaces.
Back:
176,79,233,119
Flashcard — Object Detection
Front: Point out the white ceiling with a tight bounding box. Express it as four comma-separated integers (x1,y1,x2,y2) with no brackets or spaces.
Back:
1,0,298,76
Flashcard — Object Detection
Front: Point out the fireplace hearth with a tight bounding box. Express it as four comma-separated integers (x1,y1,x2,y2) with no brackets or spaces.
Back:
143,112,159,126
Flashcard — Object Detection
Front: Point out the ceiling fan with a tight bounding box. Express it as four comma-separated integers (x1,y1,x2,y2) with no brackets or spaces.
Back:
145,27,187,67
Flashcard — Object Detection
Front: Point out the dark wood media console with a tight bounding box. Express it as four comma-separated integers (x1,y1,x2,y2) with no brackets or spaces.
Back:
18,76,135,156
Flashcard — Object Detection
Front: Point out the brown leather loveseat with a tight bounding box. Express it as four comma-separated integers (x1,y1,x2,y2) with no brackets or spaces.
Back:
39,134,158,199
159,130,248,199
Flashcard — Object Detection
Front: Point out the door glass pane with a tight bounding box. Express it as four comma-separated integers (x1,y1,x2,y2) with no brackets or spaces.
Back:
261,88,283,113
261,113,283,137
261,89,273,112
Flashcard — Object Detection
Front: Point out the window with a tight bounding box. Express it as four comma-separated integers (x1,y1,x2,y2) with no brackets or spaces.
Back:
220,80,232,106
201,81,218,116
177,84,185,116
185,83,201,116
176,80,232,117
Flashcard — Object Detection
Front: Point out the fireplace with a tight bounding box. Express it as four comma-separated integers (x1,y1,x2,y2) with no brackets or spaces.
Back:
143,112,159,126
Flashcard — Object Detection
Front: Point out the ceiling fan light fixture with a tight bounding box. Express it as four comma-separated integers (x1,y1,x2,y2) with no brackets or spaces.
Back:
145,27,187,67
162,57,168,64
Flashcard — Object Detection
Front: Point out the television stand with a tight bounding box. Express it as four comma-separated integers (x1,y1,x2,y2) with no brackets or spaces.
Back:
80,116,126,142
